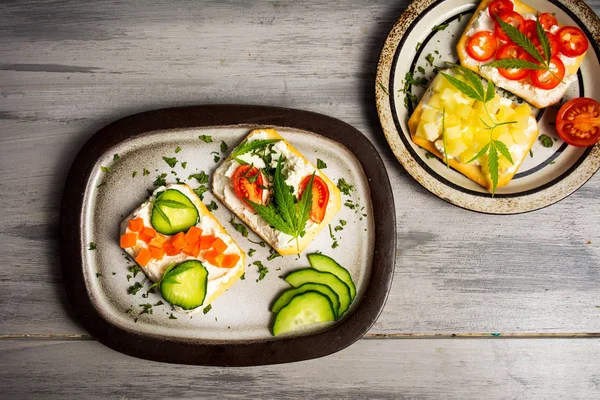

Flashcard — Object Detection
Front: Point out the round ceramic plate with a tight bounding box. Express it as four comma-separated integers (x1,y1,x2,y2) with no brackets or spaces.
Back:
376,0,600,214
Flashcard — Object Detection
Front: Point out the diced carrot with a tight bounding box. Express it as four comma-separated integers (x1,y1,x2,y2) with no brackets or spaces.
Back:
135,248,152,266
171,232,186,250
204,249,224,267
211,237,228,253
221,253,240,268
163,240,180,256
120,233,138,248
149,233,167,248
185,226,203,244
127,218,144,232
199,235,216,250
139,227,157,243
149,245,165,260
182,240,201,258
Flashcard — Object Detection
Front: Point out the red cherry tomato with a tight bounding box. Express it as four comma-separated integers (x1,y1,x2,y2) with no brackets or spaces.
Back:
539,13,558,31
495,43,532,80
231,165,264,208
556,98,600,147
556,26,589,57
298,175,330,224
530,56,565,90
494,11,526,42
466,31,498,61
488,0,514,18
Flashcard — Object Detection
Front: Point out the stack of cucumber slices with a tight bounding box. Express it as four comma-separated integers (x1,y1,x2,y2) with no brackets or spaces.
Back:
271,254,357,336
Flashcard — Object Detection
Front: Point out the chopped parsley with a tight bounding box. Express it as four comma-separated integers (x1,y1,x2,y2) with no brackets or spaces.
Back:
175,146,181,153
113,154,120,161
100,166,110,173
432,22,449,32
127,282,143,295
425,151,436,159
539,134,554,148
154,300,164,306
199,135,213,143
529,149,534,158
95,272,102,278
220,141,229,153
240,273,245,280
377,81,390,96
88,242,97,250
415,42,422,51
139,303,153,316
405,72,428,88
426,53,435,66
163,156,178,168
193,185,208,200
248,238,266,247
267,248,282,261
253,261,269,282
340,220,347,226
96,182,106,188
417,66,425,74
337,178,354,195
188,171,209,184
132,171,138,177
334,225,343,232
206,200,218,211
247,248,256,257
203,304,212,314
169,313,177,319
143,168,150,176
181,161,187,169
153,173,167,187
317,159,327,169
344,200,358,210
332,241,339,249
128,265,140,279
211,151,221,163
230,217,249,237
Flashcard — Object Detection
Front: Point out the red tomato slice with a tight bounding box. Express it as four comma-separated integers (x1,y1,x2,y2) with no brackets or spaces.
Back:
539,13,558,31
523,20,538,40
298,175,329,224
488,0,513,18
231,165,264,208
530,56,565,90
494,11,526,42
466,31,498,61
556,26,589,57
495,43,532,80
556,98,600,147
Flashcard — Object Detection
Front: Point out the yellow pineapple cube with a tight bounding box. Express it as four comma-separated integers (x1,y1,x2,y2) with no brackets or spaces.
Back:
456,103,472,120
423,122,440,141
497,133,516,149
445,126,462,140
497,105,516,123
492,124,509,140
445,114,461,128
421,108,439,124
440,88,455,103
461,126,475,142
446,138,468,157
428,95,443,110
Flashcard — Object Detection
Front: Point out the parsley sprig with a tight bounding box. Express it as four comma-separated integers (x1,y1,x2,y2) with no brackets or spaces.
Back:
440,66,515,194
247,157,314,251
231,139,281,163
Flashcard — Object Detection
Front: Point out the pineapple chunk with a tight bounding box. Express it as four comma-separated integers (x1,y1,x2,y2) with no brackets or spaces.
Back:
499,156,514,172
460,149,477,164
497,105,516,122
445,114,461,128
445,126,462,140
440,88,455,103
421,108,439,124
456,103,472,119
461,126,475,142
492,124,509,140
487,96,501,114
423,122,440,142
497,133,516,149
446,138,468,157
513,104,532,130
428,94,443,110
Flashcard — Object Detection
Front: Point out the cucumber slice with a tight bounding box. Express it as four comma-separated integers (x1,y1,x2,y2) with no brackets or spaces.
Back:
272,291,336,336
271,283,340,317
285,269,351,317
160,260,208,310
307,253,356,300
150,189,199,235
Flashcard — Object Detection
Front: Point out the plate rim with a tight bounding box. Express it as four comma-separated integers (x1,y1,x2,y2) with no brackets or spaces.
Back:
375,0,600,214
60,104,397,366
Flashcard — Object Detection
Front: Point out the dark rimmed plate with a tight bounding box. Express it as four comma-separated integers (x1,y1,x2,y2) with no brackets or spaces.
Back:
60,105,396,366
376,0,600,214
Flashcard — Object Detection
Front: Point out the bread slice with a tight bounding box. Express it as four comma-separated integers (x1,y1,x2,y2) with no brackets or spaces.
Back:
212,129,341,255
408,72,539,191
457,0,587,108
120,183,246,312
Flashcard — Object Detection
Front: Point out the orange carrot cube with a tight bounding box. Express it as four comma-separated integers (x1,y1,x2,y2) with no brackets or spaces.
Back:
199,235,216,250
182,240,201,258
120,233,138,248
185,226,203,244
171,232,186,250
221,253,240,268
204,249,224,267
149,233,167,248
139,227,157,243
135,248,152,266
127,218,144,232
211,237,228,253
162,240,180,256
149,245,165,260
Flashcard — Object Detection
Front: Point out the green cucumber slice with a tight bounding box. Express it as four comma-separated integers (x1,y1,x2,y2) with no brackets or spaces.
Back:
307,253,356,300
272,291,336,336
160,260,208,310
271,283,340,317
150,189,199,235
285,269,351,317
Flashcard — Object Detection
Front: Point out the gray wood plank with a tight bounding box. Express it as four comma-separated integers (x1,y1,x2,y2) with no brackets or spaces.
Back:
1,0,600,337
1,338,600,399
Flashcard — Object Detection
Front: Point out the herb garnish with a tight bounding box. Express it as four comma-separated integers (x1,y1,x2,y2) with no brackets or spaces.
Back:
88,242,97,250
230,216,249,237
253,261,269,281
432,22,449,32
378,82,390,96
426,53,435,66
128,265,140,279
199,135,213,143
139,303,153,317
240,273,246,280
153,173,167,187
231,139,281,162
169,313,177,319
203,304,212,314
529,149,534,158
163,156,178,168
194,186,208,200
143,168,150,176
248,238,266,247
317,159,327,169
337,178,353,195
220,141,229,153
211,152,220,163
113,154,120,161
440,66,515,194
181,162,187,169
188,171,209,184
425,151,436,159
247,157,314,251
100,166,110,173
247,248,256,257
96,272,102,278
128,282,143,295
539,134,553,148
132,171,138,178
267,247,282,261
175,146,181,153
206,200,218,211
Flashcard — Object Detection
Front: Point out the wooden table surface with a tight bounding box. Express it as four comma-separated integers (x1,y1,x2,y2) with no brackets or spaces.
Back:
1,0,599,398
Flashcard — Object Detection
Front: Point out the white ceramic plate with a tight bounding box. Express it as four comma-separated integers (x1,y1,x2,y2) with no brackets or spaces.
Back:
376,0,600,213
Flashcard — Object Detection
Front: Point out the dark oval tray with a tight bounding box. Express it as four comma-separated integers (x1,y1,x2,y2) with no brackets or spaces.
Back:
60,105,396,366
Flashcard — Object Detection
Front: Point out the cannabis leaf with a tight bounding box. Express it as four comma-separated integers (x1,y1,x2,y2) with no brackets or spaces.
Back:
231,139,282,159
247,157,314,251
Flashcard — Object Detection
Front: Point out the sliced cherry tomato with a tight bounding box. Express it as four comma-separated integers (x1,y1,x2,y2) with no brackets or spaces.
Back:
494,11,526,42
539,13,558,31
495,43,532,80
556,26,589,57
488,0,514,18
556,98,600,147
466,31,498,61
298,175,330,224
231,165,264,208
532,33,560,57
530,56,565,90
523,20,538,40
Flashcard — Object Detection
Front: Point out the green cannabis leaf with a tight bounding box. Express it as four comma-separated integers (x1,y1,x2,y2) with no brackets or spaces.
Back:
231,139,282,159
